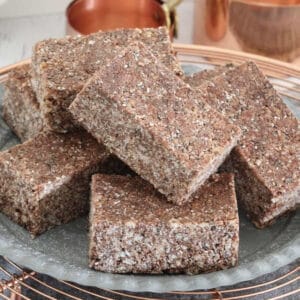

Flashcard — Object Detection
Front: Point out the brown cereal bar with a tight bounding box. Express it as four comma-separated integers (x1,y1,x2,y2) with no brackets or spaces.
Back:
69,43,241,205
31,27,182,133
184,64,234,87
2,65,131,176
89,173,239,274
0,131,109,236
185,62,300,227
2,64,44,141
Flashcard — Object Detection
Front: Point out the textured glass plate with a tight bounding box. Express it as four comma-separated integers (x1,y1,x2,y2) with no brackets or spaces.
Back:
0,61,299,292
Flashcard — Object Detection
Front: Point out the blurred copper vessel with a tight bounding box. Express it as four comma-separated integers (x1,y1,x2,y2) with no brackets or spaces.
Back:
194,0,300,64
66,0,181,38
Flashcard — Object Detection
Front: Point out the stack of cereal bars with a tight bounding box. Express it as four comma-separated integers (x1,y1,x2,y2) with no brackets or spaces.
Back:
1,27,299,274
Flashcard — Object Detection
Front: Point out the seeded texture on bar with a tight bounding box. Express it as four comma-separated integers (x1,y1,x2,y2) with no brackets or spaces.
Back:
2,65,131,177
89,173,239,274
0,131,109,236
2,64,44,141
184,64,233,87
185,61,300,227
31,27,182,132
69,43,241,205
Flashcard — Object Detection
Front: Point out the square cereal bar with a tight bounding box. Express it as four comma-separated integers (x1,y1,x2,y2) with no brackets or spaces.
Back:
89,173,239,274
2,64,43,141
0,131,109,236
184,64,233,87
1,65,130,176
70,42,241,205
31,27,182,132
185,62,300,227
2,65,132,178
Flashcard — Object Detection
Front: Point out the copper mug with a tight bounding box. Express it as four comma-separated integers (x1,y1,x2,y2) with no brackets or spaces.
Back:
194,0,300,64
66,0,181,38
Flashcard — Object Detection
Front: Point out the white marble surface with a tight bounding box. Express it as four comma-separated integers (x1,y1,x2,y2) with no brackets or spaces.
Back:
0,0,70,18
0,0,195,68
0,14,66,67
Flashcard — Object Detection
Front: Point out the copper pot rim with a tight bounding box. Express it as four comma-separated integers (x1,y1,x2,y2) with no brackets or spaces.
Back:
65,0,179,39
66,0,165,16
66,0,168,34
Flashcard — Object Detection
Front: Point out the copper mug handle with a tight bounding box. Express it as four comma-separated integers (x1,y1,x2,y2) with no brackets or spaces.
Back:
163,0,182,37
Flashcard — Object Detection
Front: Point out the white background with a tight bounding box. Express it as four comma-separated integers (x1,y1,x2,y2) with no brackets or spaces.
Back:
0,0,195,67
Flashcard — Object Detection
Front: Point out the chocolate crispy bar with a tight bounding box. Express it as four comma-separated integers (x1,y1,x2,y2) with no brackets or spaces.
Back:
31,27,182,133
185,62,300,227
184,64,233,87
2,65,132,176
89,173,239,274
2,64,44,141
0,131,109,236
70,43,241,205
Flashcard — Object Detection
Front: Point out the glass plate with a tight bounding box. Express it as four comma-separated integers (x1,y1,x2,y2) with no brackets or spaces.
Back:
0,45,299,292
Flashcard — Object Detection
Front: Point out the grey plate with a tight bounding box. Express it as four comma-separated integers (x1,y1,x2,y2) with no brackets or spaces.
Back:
0,63,299,292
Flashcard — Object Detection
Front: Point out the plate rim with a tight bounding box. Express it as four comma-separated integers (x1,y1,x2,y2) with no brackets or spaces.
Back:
174,44,300,73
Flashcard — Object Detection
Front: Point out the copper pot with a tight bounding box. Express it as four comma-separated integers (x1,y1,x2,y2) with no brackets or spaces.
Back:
66,0,181,38
194,0,300,63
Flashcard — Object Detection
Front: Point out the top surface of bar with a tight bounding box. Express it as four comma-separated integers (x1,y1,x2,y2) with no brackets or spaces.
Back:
0,131,107,186
32,27,182,93
92,173,237,224
72,43,240,170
